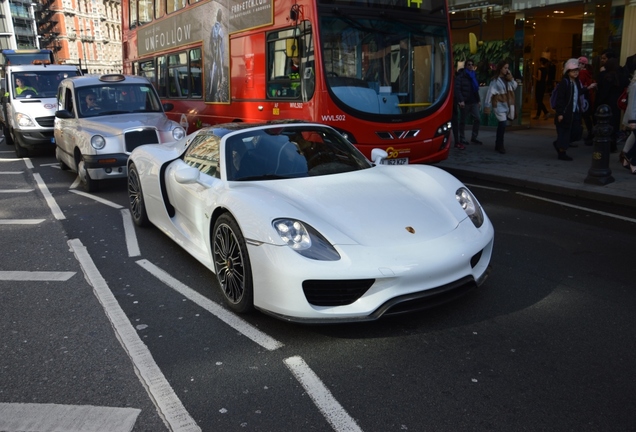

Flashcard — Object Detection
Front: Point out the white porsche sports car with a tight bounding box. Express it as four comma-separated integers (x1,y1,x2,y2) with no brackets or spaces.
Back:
127,122,494,323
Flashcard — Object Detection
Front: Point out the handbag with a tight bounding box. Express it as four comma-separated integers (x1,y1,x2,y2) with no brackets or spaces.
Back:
618,88,628,111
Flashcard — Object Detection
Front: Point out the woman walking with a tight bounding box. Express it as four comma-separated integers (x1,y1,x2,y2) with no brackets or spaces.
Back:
484,60,518,154
620,72,636,173
553,58,595,161
533,57,550,119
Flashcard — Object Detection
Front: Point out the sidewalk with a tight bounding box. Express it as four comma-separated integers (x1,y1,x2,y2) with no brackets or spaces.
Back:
437,123,636,209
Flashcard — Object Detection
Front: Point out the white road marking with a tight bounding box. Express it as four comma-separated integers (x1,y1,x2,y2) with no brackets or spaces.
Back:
40,162,60,167
121,209,141,257
516,192,636,223
33,173,66,220
70,189,124,209
0,271,75,281
284,356,363,432
465,183,509,192
0,171,24,174
0,403,140,432
70,176,81,189
23,157,34,169
136,259,284,351
0,219,45,224
0,189,34,193
68,239,201,432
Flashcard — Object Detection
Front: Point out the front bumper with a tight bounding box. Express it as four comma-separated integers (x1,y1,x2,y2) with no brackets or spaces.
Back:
84,153,129,180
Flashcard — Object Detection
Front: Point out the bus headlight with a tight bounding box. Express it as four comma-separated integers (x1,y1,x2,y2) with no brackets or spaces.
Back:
434,121,452,137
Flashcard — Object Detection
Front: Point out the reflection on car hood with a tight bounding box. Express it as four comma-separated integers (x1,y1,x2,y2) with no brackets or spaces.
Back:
79,113,172,136
237,165,465,247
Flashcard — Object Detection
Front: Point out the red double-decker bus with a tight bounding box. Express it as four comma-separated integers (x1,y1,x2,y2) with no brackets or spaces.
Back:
122,0,453,164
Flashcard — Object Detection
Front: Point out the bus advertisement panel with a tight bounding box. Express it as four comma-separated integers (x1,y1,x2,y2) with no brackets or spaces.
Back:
122,0,453,164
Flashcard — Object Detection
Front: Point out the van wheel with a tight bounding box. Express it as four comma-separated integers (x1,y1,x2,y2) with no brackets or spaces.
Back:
2,125,13,146
77,155,98,192
14,136,29,158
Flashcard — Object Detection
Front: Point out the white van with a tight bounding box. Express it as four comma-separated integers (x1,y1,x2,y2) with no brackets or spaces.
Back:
0,64,81,157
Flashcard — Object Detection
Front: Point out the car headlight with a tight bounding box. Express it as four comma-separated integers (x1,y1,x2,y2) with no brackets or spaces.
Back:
273,218,340,261
91,135,106,150
16,113,36,128
172,126,186,140
456,187,484,228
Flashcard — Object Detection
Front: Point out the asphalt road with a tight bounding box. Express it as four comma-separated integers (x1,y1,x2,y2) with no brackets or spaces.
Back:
1,148,635,432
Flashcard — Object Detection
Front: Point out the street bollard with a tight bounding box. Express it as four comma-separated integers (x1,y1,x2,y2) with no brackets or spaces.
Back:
584,104,615,185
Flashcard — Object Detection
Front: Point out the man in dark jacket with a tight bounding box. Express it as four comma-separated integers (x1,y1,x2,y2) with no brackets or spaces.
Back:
454,59,482,145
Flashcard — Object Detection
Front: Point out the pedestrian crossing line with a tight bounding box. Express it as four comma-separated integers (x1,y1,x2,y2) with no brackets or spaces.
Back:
70,189,124,209
0,219,45,224
33,173,66,220
0,403,140,432
69,239,201,432
0,271,75,281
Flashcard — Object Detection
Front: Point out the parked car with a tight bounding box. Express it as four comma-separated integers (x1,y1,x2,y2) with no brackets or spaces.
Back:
54,74,185,191
127,121,494,323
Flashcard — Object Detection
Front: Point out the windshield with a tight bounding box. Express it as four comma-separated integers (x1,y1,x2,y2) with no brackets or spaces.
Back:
12,70,80,99
319,14,450,118
225,126,372,181
77,83,164,118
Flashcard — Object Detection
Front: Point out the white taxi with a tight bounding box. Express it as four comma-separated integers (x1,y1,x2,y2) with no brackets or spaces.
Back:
54,74,185,191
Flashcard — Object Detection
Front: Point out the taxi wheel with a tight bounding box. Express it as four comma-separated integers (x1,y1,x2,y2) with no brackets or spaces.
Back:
78,155,98,192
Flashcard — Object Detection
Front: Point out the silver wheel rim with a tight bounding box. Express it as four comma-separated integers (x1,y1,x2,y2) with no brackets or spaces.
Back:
128,168,143,220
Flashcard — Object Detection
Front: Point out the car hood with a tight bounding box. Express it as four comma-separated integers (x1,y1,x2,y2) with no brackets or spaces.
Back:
78,113,173,136
232,165,468,247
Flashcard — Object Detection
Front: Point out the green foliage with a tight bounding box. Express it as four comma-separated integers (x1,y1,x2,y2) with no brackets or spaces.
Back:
453,38,514,84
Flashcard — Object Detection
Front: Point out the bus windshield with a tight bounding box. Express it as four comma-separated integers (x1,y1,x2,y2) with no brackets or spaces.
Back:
319,14,450,118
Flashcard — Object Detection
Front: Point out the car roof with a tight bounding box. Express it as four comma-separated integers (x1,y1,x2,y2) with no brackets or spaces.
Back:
61,74,152,88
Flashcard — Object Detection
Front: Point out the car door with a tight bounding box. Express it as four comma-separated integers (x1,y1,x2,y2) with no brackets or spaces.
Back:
165,133,222,260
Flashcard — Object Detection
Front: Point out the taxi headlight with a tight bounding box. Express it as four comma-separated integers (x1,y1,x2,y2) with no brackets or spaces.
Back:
456,187,484,228
91,135,106,150
172,127,186,140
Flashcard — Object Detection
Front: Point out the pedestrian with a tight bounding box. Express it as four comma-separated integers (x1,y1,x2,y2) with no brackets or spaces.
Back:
454,59,482,146
553,58,595,161
484,60,517,154
533,57,550,119
596,57,628,152
578,56,595,145
619,72,636,173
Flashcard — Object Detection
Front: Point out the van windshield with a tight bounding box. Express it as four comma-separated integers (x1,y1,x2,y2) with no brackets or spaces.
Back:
13,70,80,99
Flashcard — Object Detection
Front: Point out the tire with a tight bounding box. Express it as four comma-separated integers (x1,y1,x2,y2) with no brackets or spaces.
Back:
127,163,150,227
59,160,70,171
2,124,13,146
77,155,98,192
14,135,28,158
212,214,254,313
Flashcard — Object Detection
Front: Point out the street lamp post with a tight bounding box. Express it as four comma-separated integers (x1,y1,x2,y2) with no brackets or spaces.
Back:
79,29,88,73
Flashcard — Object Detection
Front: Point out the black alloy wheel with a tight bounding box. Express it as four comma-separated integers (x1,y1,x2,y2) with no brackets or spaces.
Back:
212,214,254,313
128,163,150,227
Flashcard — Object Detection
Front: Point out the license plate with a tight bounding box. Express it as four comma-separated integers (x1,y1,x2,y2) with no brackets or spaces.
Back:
381,157,408,165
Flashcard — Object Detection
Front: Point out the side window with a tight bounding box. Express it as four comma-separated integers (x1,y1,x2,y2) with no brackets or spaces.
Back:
154,0,165,19
64,87,75,115
183,134,221,178
157,55,167,97
266,29,299,100
140,59,156,89
167,52,188,97
189,49,202,99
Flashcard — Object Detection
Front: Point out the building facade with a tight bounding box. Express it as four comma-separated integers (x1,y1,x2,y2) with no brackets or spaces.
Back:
37,0,122,74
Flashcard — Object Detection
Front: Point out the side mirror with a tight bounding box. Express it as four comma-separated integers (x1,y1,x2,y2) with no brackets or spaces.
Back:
174,164,201,185
371,148,388,165
163,103,174,112
55,110,74,119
